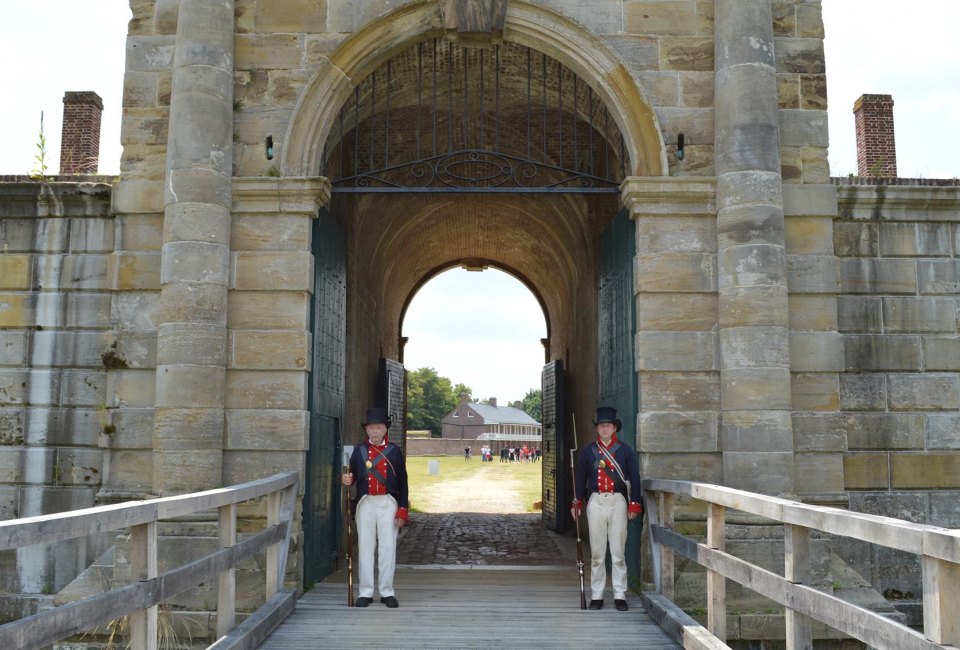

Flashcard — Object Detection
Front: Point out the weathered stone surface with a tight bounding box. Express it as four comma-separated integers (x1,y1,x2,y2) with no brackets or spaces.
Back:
720,286,788,328
230,330,310,370
232,251,313,291
792,412,846,451
654,107,714,145
837,296,882,333
774,38,824,74
925,414,960,450
226,370,307,409
155,365,225,409
800,74,827,110
106,408,155,449
788,295,837,331
918,260,960,295
721,326,789,369
636,71,679,107
721,410,792,452
882,297,955,333
231,215,311,251
125,36,176,72
105,369,156,408
843,453,889,490
0,448,55,483
638,411,718,452
785,216,832,255
24,408,100,446
841,258,917,295
879,222,952,257
923,336,960,371
844,335,922,371
641,452,722,482
779,109,828,148
0,485,17,520
661,36,713,71
795,452,843,494
717,204,785,250
640,372,719,411
223,449,303,486
777,73,799,109
679,71,713,108
887,373,960,411
719,244,787,290
721,367,791,411
637,331,717,371
929,492,960,527
624,2,696,35
227,290,310,329
635,252,716,293
606,35,661,72
834,222,877,257
801,146,829,184
791,372,839,412
723,451,794,494
0,332,28,366
786,254,838,293
0,255,31,290
790,332,844,372
839,374,886,411
57,449,104,487
235,34,303,69
153,449,221,495
0,369,60,406
111,291,161,331
159,282,227,325
101,449,153,492
60,370,107,407
847,413,924,450
255,0,326,32
892,454,960,489
109,252,161,290
153,407,224,449
226,409,308,451
537,0,624,35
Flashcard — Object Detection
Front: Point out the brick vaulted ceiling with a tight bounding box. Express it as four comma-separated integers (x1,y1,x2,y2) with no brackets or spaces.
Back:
324,38,627,349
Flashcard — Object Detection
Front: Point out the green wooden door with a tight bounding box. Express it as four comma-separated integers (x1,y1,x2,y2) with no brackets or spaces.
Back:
541,360,566,532
303,210,346,586
598,208,640,581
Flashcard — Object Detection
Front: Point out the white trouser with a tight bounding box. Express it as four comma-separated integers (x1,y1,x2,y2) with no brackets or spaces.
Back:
356,494,399,598
586,492,628,600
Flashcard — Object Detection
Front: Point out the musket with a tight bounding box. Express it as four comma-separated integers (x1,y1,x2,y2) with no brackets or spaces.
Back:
570,417,587,609
343,465,354,607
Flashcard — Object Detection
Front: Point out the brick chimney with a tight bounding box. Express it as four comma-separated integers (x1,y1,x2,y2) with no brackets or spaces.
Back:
853,94,897,177
59,91,103,174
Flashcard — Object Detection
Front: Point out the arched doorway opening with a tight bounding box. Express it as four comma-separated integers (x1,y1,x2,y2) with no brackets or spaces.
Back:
300,9,656,585
401,266,547,512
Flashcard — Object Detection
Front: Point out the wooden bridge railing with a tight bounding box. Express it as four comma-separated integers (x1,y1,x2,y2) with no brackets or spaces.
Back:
0,471,298,650
643,479,960,650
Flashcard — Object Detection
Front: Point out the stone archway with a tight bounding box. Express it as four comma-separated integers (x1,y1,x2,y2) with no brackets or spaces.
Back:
281,0,666,178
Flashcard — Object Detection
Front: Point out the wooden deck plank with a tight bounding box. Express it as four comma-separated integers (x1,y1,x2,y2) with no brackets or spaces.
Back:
258,567,680,649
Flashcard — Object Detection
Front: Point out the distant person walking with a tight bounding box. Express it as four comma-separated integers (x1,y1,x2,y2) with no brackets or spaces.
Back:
572,406,642,612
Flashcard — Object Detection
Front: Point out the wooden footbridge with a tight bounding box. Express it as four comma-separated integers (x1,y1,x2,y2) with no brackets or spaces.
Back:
1,472,958,649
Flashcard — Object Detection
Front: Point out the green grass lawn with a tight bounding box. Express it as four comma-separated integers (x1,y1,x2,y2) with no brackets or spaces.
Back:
406,456,542,513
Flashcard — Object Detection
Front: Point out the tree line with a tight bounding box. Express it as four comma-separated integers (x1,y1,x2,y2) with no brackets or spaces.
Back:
406,367,542,435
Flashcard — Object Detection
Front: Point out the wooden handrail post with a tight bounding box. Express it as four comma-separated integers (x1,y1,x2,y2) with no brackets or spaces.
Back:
785,524,813,650
217,503,237,638
662,492,675,600
706,502,725,642
922,555,960,646
266,490,281,599
129,521,158,650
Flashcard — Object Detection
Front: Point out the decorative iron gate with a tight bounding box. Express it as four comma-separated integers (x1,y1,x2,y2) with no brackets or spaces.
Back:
323,39,627,193
541,359,566,532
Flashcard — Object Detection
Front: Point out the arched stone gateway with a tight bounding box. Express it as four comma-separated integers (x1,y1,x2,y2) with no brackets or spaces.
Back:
22,3,960,646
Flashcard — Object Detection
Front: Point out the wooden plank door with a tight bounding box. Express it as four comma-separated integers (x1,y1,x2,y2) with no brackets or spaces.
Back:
541,359,566,532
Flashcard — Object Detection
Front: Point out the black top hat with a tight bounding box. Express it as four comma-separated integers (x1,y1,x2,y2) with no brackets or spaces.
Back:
593,406,622,432
362,407,391,428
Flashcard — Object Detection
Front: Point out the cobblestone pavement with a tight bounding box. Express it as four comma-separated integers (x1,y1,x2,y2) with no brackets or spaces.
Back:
397,512,577,566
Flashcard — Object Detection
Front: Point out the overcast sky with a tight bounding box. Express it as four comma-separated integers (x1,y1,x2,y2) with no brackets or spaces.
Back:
1,2,958,402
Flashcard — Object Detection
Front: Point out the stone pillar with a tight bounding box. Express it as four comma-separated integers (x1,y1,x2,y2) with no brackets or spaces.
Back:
714,0,794,493
154,0,235,495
